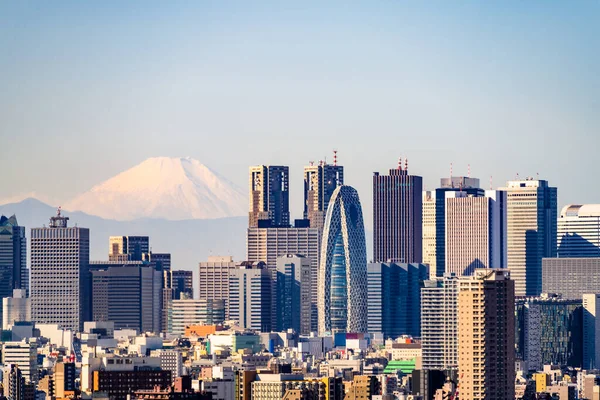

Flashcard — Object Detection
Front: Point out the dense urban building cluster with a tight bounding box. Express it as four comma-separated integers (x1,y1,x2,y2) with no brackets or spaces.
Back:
3,154,600,400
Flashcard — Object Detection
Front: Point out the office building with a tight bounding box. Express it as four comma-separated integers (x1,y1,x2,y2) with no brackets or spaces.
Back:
542,258,600,299
558,204,600,257
91,263,162,332
515,295,583,371
423,178,484,278
198,256,236,318
318,185,368,334
2,289,31,330
92,369,171,399
150,349,183,382
250,375,344,400
249,165,290,228
276,254,312,334
445,190,507,276
143,252,171,270
421,274,459,370
583,294,600,370
0,215,27,303
171,270,194,299
108,236,150,261
373,161,423,264
169,299,225,335
500,178,557,297
367,262,428,338
1,340,38,385
3,364,26,400
229,262,271,332
31,209,90,332
247,226,320,331
54,362,76,398
303,158,343,231
458,269,515,399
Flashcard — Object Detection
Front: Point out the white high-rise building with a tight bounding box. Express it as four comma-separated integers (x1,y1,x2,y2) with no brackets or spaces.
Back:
583,293,600,370
2,289,30,330
421,273,459,370
558,205,600,258
169,298,225,335
422,191,437,279
1,340,38,385
228,262,271,332
499,179,557,297
198,256,237,318
445,190,507,276
31,209,90,332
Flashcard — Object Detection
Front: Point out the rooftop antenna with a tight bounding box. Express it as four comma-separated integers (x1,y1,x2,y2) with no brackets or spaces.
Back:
309,161,314,166
404,157,408,172
490,176,493,190
516,172,519,180
467,164,471,178
398,157,402,170
450,163,453,187
536,172,539,180
333,150,338,166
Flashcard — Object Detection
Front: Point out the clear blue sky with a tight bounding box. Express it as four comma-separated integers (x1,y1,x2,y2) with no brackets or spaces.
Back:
1,1,598,225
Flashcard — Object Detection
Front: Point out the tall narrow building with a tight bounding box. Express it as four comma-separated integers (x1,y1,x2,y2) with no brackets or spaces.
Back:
422,191,437,279
198,256,237,318
318,185,368,334
31,209,90,332
420,273,459,370
249,165,290,228
304,157,343,231
458,269,515,400
276,254,312,334
228,261,271,332
500,178,557,297
445,190,507,276
0,215,27,324
373,160,423,263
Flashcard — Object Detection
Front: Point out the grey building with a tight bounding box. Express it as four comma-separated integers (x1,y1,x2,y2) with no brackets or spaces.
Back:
499,179,557,297
91,263,162,332
198,256,237,319
229,262,271,332
0,215,27,304
31,209,90,332
420,274,459,370
542,258,600,300
368,263,428,339
247,225,320,332
171,270,193,299
276,254,312,334
373,161,423,264
303,159,343,231
249,165,290,228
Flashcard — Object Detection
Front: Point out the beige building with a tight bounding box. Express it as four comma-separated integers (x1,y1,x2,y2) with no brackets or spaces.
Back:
458,269,515,400
445,190,506,276
198,256,236,318
499,179,557,297
422,191,437,279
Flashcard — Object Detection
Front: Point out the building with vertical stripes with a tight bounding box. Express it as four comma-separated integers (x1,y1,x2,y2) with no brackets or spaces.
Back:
249,165,290,228
228,261,271,332
0,215,27,306
304,159,343,231
373,161,422,264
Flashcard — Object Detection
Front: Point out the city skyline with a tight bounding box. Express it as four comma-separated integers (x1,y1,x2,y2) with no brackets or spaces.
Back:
1,1,599,226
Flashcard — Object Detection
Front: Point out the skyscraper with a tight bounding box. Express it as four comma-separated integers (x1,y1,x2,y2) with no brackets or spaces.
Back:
276,254,312,334
91,263,162,332
31,209,90,332
304,158,343,231
2,289,31,330
422,177,484,278
0,215,27,303
445,190,507,276
557,204,600,257
420,273,459,370
458,269,515,400
171,270,194,299
542,258,600,300
373,161,423,263
108,236,150,261
247,225,320,331
198,256,237,318
169,299,225,335
249,165,290,228
318,185,368,334
500,178,557,297
367,262,428,338
583,294,600,370
228,261,271,332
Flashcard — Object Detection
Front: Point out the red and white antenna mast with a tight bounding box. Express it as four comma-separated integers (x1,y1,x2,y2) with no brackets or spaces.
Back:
404,157,408,172
333,150,338,166
398,157,402,170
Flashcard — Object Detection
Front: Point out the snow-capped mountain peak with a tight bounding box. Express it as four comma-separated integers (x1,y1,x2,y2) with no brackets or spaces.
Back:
64,157,247,221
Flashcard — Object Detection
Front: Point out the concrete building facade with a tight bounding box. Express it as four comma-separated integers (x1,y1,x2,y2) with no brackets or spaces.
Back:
558,204,600,258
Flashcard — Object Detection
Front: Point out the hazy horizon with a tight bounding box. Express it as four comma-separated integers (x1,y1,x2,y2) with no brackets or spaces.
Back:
2,1,599,227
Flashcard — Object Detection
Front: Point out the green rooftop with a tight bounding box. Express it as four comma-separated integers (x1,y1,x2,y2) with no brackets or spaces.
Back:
383,359,416,375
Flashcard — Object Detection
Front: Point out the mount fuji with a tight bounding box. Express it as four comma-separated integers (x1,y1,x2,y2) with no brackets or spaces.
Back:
64,157,247,221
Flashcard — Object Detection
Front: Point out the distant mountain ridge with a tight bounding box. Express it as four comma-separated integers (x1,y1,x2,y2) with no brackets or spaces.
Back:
63,157,247,221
